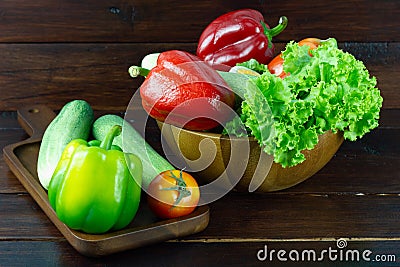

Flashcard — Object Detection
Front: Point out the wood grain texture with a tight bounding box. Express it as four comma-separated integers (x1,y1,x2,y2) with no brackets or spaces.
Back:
0,43,193,111
1,193,399,240
0,42,398,110
0,0,398,43
205,193,400,240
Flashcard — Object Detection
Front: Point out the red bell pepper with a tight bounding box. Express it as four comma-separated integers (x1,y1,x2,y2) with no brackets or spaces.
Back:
137,50,236,131
196,9,288,68
268,38,322,78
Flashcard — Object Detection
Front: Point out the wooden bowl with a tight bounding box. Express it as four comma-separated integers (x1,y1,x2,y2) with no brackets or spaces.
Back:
157,121,344,192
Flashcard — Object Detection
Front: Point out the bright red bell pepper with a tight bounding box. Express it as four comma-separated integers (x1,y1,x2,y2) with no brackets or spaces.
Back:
139,50,236,131
196,9,288,68
268,38,322,78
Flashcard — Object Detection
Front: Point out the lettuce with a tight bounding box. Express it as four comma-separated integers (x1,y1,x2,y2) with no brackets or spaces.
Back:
224,38,383,168
236,58,268,74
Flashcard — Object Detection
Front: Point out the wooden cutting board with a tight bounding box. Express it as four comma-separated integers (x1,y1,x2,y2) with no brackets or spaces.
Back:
3,105,209,257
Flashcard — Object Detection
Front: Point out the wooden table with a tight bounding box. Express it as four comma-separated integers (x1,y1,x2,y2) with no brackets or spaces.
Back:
1,1,399,266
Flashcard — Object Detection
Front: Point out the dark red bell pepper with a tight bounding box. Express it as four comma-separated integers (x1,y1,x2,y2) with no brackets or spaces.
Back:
137,50,236,131
268,38,322,78
196,9,288,68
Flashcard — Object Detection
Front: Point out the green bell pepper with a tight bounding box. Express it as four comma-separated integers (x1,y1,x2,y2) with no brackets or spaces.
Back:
48,125,142,234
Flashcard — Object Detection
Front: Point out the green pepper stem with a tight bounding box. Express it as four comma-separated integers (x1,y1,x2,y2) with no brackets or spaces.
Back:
261,16,288,49
268,16,288,37
128,66,150,78
100,125,122,150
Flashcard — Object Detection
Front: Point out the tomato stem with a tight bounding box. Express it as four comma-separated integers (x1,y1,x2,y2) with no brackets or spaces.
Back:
161,170,192,207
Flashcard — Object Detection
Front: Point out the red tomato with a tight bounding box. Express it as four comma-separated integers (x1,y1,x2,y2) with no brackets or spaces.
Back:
267,54,288,79
147,170,200,219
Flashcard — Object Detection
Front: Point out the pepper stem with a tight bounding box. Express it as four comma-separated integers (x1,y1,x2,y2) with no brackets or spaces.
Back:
100,125,122,150
268,16,288,37
262,16,288,49
128,66,150,78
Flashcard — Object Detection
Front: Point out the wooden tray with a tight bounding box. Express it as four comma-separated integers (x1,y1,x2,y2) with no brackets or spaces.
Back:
3,105,209,257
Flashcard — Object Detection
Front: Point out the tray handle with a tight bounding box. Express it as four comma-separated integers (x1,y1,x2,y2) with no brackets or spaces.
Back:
17,105,56,139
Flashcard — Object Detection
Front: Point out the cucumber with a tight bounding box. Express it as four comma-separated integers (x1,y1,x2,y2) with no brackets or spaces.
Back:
141,53,160,70
37,100,94,189
92,114,174,189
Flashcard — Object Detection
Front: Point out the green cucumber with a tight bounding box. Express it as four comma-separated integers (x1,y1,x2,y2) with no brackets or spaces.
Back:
141,53,160,70
37,100,94,189
92,114,174,189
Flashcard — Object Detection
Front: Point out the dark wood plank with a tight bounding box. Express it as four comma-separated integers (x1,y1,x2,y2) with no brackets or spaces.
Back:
287,128,400,194
0,193,399,240
0,0,266,43
0,165,26,193
0,111,18,129
0,129,28,193
0,240,399,266
0,43,195,111
203,193,400,240
0,194,61,239
0,0,398,43
272,0,400,42
0,42,398,111
378,109,400,129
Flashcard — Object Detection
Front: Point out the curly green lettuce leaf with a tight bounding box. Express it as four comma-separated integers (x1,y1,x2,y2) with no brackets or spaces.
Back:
236,58,268,74
224,38,383,168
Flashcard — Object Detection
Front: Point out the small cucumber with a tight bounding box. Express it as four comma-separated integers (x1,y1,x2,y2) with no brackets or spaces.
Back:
92,114,174,189
141,53,160,70
37,100,94,189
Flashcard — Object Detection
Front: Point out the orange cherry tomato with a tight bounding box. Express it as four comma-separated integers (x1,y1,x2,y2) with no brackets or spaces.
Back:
147,170,200,219
268,37,321,78
298,38,321,51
